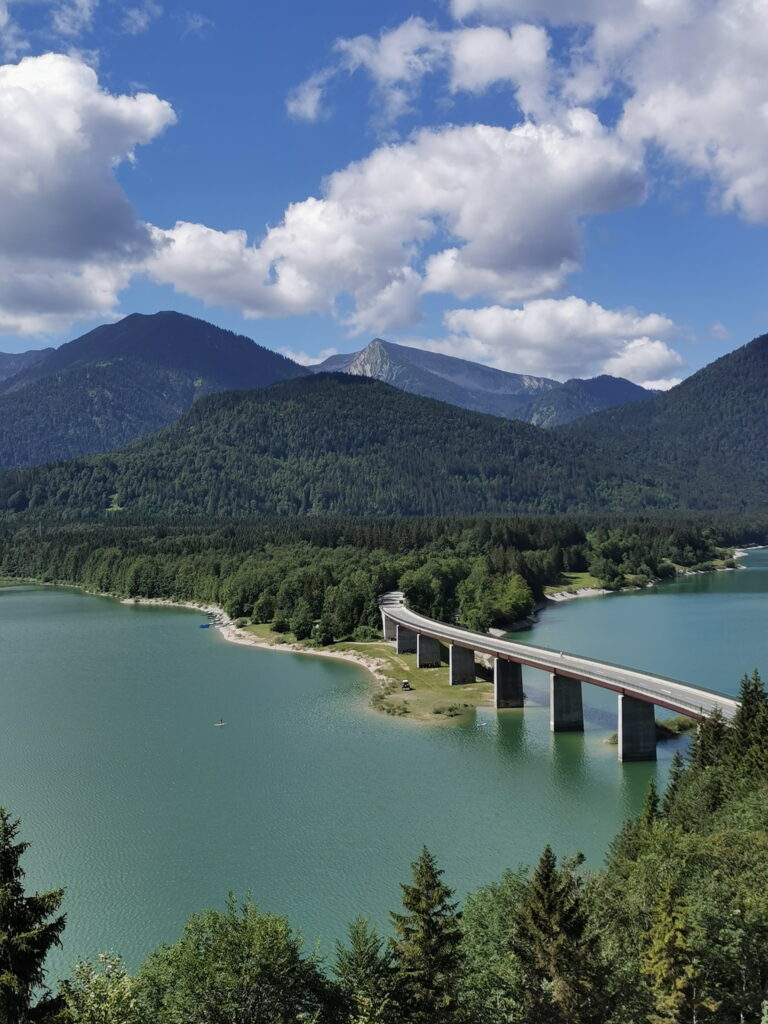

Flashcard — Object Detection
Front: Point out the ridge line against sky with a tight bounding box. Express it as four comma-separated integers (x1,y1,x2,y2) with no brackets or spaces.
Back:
0,0,766,387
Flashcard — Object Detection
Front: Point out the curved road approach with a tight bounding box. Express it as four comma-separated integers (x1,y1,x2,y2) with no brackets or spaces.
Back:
379,591,738,762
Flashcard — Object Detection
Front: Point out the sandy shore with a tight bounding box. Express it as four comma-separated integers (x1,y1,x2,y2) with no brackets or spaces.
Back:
120,596,392,686
546,586,612,603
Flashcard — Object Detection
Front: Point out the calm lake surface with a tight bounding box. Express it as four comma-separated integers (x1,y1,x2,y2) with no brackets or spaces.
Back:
1,548,767,976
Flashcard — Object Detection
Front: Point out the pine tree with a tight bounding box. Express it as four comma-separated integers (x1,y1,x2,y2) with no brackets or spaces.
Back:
511,845,604,1024
333,917,399,1024
661,752,686,816
728,670,768,776
641,883,718,1023
689,706,729,771
642,779,660,825
0,808,66,1024
389,847,462,1024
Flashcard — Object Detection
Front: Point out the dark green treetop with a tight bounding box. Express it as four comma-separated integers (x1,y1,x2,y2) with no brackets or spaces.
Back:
511,845,605,1024
389,846,463,1024
0,807,65,1024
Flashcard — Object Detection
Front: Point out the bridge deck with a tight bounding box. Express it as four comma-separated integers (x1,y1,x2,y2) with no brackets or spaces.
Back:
379,592,738,720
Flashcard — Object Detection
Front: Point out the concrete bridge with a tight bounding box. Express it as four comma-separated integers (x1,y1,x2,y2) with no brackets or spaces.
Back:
379,591,739,762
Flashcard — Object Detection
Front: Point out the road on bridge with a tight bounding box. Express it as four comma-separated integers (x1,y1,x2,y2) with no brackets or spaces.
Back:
379,591,738,721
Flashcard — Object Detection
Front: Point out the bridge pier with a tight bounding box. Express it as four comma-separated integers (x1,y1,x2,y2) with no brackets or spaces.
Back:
494,658,523,708
396,625,417,654
550,674,584,732
450,645,475,685
417,634,442,668
618,695,657,761
381,612,397,641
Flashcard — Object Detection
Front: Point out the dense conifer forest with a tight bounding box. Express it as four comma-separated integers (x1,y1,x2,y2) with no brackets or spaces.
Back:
3,669,768,1023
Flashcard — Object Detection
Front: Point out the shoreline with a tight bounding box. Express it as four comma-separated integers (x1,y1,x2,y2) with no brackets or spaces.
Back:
545,586,612,603
118,595,393,689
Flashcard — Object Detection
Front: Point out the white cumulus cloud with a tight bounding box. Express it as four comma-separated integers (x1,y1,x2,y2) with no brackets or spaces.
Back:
451,0,768,226
0,52,175,333
149,112,645,334
429,296,681,385
289,16,554,124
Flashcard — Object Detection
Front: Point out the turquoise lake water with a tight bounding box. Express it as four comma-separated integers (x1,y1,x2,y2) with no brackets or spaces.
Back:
1,548,767,977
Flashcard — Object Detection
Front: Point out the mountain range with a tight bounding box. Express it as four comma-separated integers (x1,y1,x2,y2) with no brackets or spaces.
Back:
1,331,766,518
312,338,653,426
0,314,658,470
0,312,304,469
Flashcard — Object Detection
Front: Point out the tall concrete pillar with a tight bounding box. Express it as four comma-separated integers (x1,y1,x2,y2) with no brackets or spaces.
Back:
494,659,524,708
618,695,657,762
550,673,584,732
396,625,417,654
449,645,475,685
417,634,441,668
381,612,397,641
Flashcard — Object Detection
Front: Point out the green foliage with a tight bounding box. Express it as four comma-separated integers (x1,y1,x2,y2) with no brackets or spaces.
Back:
727,670,768,777
0,808,66,1024
333,918,399,1024
511,846,604,1024
389,847,463,1024
458,868,529,1023
59,954,141,1024
289,598,314,641
641,883,718,1023
134,894,332,1024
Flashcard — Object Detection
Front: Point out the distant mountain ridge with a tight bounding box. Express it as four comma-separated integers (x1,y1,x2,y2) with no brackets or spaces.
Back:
525,375,652,427
312,338,653,425
0,348,52,384
0,311,305,469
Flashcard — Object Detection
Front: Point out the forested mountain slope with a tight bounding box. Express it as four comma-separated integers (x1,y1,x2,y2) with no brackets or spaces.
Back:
2,330,767,519
561,332,768,509
0,374,660,518
525,375,652,427
0,311,305,469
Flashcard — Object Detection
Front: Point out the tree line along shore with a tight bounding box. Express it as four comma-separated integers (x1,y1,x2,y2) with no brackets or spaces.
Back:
1,512,763,644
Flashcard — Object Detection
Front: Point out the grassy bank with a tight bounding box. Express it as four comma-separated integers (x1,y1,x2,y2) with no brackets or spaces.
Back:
242,625,494,723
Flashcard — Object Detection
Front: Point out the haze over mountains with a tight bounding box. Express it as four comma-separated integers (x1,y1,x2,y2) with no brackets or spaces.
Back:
1,331,766,518
312,338,653,426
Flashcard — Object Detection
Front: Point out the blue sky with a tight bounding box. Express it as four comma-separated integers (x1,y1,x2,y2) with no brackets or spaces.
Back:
0,0,767,387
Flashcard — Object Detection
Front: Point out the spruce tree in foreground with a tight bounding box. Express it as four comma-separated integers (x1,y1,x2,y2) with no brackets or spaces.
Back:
511,845,605,1024
728,669,768,776
389,847,462,1024
0,807,66,1024
333,917,399,1024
